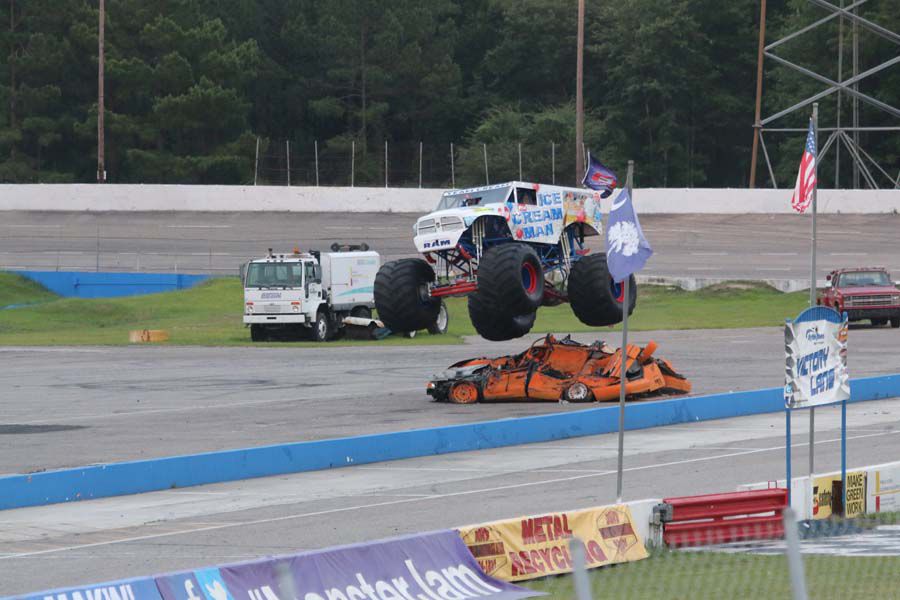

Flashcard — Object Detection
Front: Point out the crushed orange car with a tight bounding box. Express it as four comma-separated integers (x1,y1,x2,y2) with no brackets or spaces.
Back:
427,334,691,404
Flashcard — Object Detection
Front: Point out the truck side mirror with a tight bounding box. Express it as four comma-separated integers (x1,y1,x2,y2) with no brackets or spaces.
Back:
826,274,831,281
240,263,247,285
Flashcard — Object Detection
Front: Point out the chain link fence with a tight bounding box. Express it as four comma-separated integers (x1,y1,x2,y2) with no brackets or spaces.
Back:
522,508,900,599
254,139,583,188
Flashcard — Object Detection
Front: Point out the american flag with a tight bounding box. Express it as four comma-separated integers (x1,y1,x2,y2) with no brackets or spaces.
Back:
791,119,817,213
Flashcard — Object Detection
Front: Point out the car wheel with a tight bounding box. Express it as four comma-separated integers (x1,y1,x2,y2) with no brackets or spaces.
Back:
313,311,331,342
449,381,481,404
563,382,594,403
891,317,900,329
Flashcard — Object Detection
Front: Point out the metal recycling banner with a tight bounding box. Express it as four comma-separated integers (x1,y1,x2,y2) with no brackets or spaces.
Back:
154,530,539,600
457,505,648,582
784,306,850,409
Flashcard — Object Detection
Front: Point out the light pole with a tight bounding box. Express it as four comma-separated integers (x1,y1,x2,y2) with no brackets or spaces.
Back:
575,0,585,183
749,0,767,188
97,0,106,183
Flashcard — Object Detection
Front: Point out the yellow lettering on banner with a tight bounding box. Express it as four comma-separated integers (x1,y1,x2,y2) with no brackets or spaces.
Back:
457,505,648,582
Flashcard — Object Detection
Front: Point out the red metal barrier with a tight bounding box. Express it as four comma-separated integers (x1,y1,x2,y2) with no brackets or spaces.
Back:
660,488,788,546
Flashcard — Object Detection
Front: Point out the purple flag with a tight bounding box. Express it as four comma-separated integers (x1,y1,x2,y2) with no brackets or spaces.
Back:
605,187,652,282
581,153,618,198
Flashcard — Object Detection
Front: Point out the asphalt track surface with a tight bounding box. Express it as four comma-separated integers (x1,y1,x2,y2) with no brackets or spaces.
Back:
2,326,900,476
2,210,900,594
1,212,899,283
3,395,900,594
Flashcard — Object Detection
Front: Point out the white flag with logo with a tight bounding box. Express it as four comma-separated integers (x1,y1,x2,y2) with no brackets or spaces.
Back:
785,306,850,409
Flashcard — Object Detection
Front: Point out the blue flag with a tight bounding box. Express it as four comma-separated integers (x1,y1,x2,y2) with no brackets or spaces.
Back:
605,187,652,282
581,153,618,198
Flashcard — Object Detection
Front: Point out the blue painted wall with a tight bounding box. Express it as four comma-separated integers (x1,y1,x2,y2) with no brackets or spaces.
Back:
0,373,898,511
12,270,208,299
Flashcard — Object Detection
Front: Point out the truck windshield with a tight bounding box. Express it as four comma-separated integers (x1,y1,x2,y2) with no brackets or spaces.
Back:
839,271,891,287
437,185,512,210
246,262,303,288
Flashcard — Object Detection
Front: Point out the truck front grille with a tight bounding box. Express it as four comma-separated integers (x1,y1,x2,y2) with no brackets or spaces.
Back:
846,294,893,307
440,216,464,231
417,219,436,235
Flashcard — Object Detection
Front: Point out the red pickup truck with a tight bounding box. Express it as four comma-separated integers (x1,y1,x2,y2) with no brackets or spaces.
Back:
818,267,900,328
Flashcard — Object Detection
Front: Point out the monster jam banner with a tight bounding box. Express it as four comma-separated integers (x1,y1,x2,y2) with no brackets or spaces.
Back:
784,306,850,409
458,504,648,583
155,530,538,600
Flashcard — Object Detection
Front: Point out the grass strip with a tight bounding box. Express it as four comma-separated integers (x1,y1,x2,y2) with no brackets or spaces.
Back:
0,275,807,346
0,272,58,308
522,550,900,598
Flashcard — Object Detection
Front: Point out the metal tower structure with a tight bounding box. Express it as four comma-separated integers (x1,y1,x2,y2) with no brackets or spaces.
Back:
749,0,900,189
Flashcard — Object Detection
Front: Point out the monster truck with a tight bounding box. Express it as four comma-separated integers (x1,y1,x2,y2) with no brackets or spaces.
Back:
374,181,636,341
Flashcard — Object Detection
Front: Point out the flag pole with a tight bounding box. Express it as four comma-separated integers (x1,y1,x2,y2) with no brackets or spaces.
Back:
808,103,819,503
615,159,635,504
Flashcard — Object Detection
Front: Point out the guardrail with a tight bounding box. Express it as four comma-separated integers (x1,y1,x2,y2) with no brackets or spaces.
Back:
657,489,788,546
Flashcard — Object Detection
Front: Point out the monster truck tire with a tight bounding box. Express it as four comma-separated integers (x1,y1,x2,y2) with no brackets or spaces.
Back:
476,244,544,316
568,253,637,327
374,258,441,333
250,324,267,342
467,292,536,341
427,300,449,335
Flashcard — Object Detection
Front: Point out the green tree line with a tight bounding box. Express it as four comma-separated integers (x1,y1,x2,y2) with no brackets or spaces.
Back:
0,0,897,187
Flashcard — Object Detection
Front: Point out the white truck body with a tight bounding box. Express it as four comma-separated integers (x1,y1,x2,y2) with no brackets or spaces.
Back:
412,181,604,254
242,250,378,332
320,251,380,311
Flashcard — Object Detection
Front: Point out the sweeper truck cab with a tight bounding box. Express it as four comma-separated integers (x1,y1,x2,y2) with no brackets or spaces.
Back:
242,245,379,342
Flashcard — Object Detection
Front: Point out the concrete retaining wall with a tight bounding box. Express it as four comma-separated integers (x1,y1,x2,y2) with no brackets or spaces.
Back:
1,184,899,213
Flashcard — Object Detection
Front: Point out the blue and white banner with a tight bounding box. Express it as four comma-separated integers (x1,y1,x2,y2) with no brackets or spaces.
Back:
154,530,538,600
18,531,538,600
785,306,850,409
17,577,163,600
